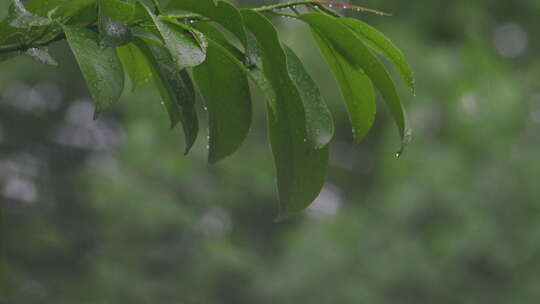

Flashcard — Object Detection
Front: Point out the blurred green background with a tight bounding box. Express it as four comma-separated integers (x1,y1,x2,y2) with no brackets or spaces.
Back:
1,0,540,303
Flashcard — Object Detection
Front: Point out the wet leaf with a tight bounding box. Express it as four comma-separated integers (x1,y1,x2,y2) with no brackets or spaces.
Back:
191,22,277,113
300,13,410,149
242,10,329,220
133,33,199,153
165,0,256,64
136,1,206,69
284,46,334,148
193,39,252,164
341,17,415,93
311,29,376,142
63,25,125,116
116,42,152,90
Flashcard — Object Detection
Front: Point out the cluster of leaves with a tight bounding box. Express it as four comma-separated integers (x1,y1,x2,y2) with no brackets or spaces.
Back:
0,0,414,219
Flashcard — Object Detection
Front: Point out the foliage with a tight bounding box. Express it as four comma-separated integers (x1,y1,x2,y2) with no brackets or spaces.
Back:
0,0,413,218
2,0,540,303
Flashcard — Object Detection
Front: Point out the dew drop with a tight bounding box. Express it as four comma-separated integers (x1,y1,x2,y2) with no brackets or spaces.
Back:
206,145,209,149
203,106,208,111
395,151,402,158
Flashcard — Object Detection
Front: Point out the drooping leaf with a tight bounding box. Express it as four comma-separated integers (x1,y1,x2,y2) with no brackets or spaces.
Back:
299,13,410,150
165,0,257,64
340,17,415,93
242,9,329,220
63,25,125,116
284,46,334,148
136,1,206,69
311,29,376,142
193,39,252,164
25,47,58,66
191,22,277,113
132,33,199,153
116,42,152,90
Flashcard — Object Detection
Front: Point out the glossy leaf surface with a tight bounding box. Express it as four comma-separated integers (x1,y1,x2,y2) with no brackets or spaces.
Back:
116,42,152,90
285,46,334,148
300,13,409,148
133,34,199,153
63,24,125,116
311,29,376,142
341,17,415,93
242,10,329,220
136,1,206,69
193,39,252,164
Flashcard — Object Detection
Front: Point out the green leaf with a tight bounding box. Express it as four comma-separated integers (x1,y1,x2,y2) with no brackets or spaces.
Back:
136,1,206,69
299,13,410,150
311,29,376,142
25,47,58,66
63,25,125,116
165,0,256,64
99,0,134,24
8,0,51,28
132,33,199,154
191,22,277,113
24,0,96,21
116,42,152,90
284,46,334,148
340,17,415,93
242,10,329,220
98,2,131,47
193,39,252,164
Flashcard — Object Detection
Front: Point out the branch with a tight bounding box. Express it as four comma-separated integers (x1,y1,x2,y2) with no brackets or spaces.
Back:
0,1,389,56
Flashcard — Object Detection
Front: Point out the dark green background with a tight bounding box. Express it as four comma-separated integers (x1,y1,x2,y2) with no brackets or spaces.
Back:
1,0,540,303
